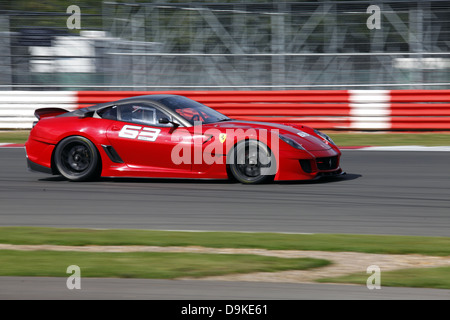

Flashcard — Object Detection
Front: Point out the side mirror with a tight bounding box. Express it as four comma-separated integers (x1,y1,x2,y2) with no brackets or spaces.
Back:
158,117,170,124
159,117,179,130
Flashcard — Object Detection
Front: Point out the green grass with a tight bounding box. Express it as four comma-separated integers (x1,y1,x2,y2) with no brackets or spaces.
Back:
0,250,329,279
2,131,450,146
328,132,450,147
0,131,30,144
1,227,450,288
317,266,450,290
2,227,450,256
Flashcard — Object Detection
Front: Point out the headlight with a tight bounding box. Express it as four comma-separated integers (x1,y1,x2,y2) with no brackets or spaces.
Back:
279,135,305,150
314,129,336,146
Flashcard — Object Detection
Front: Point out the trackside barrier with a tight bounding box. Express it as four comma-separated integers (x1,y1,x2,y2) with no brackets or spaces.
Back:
1,90,450,130
77,90,352,130
389,90,450,130
0,91,78,129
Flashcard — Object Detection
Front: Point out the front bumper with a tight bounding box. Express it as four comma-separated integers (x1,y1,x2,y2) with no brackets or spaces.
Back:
274,147,343,181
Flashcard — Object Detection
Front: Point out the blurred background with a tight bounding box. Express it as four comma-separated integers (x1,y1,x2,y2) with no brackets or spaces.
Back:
0,0,449,91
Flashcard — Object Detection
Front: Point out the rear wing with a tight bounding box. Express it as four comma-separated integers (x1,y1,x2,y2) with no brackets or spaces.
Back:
34,108,69,120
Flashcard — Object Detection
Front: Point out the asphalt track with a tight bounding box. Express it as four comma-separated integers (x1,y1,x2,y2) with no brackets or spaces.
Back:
1,277,450,300
1,147,450,300
1,148,449,236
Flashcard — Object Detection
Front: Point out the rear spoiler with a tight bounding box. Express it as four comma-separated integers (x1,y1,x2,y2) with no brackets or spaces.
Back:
34,107,69,120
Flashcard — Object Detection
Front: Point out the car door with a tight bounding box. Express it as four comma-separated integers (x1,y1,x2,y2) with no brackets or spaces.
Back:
105,102,192,174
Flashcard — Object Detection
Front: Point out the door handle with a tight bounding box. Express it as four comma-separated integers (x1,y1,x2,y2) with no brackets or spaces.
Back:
111,125,121,131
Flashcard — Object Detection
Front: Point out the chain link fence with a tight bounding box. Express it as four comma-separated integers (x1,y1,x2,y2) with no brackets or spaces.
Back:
1,0,449,90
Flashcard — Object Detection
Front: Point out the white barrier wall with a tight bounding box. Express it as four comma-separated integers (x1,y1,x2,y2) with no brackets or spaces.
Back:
0,91,77,129
349,90,391,130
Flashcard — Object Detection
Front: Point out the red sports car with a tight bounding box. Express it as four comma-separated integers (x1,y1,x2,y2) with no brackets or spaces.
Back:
25,94,343,184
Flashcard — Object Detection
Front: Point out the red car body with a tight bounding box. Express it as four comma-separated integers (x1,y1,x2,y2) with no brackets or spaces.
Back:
25,94,343,183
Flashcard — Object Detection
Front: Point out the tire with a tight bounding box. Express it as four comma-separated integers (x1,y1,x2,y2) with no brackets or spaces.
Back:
228,140,276,184
54,136,100,181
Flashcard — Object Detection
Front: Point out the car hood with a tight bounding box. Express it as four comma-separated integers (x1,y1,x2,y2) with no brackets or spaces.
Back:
204,120,331,151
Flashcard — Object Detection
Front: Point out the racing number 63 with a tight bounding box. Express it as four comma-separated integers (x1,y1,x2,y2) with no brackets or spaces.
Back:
118,125,161,142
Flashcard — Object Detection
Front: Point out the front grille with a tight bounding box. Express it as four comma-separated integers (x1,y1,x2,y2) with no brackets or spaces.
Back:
316,156,338,171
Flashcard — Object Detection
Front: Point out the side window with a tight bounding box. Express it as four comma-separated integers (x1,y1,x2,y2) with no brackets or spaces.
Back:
98,106,118,120
118,103,172,126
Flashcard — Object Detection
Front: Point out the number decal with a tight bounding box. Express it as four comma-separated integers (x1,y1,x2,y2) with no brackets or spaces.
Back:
138,127,161,142
118,125,161,142
119,125,141,139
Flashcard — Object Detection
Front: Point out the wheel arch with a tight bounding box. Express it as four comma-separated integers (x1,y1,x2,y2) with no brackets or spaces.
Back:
226,138,276,184
51,134,103,180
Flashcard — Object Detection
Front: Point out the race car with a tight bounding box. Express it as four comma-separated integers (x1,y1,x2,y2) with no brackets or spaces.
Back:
25,94,343,184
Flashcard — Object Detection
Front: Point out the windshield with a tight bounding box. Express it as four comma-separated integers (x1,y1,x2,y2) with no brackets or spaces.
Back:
159,96,231,125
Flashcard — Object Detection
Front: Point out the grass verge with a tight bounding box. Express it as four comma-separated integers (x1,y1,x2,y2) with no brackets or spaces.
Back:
1,227,450,256
0,250,329,279
0,130,29,143
1,227,450,288
318,266,450,290
328,132,450,147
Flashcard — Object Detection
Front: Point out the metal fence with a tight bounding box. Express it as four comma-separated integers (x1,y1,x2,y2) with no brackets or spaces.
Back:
1,0,449,91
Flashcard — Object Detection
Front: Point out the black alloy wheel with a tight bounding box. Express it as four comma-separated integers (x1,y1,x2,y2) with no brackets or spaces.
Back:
54,136,100,181
228,140,275,184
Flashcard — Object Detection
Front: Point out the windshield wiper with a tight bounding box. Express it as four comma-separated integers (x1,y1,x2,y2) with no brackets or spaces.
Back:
216,118,232,122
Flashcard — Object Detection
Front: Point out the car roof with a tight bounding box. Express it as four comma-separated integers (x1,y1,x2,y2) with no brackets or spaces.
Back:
71,94,180,116
113,94,176,103
61,94,193,127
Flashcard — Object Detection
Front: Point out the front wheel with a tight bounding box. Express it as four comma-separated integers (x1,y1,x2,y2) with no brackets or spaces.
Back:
54,136,101,181
228,140,276,184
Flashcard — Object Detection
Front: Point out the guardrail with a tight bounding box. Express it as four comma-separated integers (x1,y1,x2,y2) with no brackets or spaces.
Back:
1,90,450,130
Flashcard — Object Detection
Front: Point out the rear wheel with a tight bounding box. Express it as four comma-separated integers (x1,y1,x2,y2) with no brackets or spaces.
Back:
228,140,275,184
54,136,100,181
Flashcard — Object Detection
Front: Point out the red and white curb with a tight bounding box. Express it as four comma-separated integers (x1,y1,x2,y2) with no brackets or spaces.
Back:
0,143,25,148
